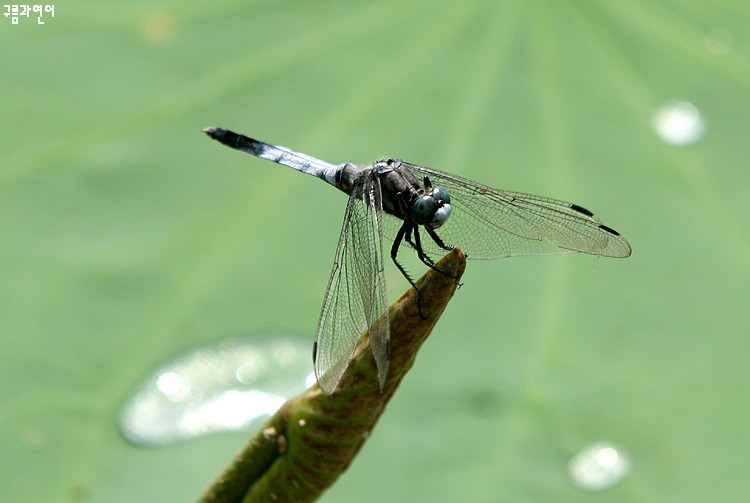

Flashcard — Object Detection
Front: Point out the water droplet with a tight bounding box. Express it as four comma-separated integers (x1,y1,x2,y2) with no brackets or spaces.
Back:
568,442,631,491
704,27,733,56
651,101,706,147
119,335,311,446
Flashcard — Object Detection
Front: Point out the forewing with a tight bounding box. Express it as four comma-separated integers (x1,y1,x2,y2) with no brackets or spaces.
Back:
314,172,390,394
390,163,631,259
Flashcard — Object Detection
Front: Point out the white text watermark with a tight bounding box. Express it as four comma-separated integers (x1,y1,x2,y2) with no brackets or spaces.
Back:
3,4,54,24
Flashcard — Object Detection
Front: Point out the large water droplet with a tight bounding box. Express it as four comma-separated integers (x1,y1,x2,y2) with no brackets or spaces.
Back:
568,442,631,491
651,101,706,147
119,335,312,446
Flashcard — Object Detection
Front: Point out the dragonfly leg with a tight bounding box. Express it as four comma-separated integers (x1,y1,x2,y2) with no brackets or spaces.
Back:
423,227,461,281
412,226,444,272
425,226,454,252
402,228,432,264
402,227,459,290
391,222,428,320
391,222,417,287
412,226,461,283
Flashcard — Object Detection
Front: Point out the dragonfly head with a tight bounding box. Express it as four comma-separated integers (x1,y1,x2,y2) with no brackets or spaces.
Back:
410,186,452,229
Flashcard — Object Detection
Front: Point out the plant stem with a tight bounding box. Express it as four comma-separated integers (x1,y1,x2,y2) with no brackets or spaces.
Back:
198,249,466,503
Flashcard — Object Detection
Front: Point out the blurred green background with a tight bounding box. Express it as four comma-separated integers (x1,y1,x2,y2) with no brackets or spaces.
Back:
2,1,749,502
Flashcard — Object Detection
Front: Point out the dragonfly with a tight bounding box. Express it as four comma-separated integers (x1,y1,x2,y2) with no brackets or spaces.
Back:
204,127,631,394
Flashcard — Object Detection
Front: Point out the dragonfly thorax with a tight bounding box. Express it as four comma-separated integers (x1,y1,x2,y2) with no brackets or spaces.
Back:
410,186,452,229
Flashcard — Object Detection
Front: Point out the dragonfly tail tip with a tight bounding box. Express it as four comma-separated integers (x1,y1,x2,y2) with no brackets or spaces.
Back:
202,127,226,139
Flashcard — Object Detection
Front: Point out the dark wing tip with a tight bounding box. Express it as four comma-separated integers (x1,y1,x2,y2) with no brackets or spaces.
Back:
570,203,595,217
598,224,620,236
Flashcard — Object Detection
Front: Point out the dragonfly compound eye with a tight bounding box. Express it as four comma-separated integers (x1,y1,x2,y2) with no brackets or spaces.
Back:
410,195,437,225
428,202,452,229
431,186,450,204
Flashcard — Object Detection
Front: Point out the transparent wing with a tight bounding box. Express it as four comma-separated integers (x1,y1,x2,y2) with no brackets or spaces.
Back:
314,172,390,395
383,162,631,260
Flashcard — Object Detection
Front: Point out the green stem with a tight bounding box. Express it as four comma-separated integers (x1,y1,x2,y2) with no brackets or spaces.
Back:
198,249,467,503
